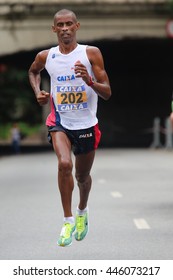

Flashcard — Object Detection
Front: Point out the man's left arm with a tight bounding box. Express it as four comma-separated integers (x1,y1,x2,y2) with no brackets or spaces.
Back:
87,46,112,100
74,46,111,100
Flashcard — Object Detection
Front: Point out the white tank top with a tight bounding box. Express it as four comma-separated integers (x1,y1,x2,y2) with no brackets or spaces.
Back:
45,44,98,130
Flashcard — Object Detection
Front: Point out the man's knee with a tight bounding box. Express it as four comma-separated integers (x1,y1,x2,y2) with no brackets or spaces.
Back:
75,172,91,185
58,158,73,175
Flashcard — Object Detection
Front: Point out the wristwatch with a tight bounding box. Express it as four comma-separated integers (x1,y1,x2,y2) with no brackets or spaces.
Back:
88,76,95,86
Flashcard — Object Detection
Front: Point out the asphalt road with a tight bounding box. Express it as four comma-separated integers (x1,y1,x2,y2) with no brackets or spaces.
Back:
0,149,173,260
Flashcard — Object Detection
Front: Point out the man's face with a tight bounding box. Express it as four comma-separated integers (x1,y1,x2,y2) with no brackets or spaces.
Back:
52,13,80,44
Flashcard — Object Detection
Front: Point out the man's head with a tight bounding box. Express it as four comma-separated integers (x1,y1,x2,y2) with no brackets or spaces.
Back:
52,9,80,45
53,9,78,24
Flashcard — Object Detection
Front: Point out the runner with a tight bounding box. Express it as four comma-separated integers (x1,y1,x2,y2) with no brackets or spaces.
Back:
28,9,111,246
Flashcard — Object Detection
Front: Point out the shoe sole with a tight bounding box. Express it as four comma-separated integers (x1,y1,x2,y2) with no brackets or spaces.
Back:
57,242,72,247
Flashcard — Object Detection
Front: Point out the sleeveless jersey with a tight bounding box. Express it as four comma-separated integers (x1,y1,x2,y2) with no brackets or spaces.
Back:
45,44,98,130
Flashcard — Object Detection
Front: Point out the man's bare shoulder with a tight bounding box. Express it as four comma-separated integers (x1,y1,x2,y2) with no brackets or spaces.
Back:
86,45,103,63
86,45,100,55
36,49,50,63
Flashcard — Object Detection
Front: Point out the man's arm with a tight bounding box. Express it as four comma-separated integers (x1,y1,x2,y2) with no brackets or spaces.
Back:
28,50,50,105
87,46,111,100
74,46,111,100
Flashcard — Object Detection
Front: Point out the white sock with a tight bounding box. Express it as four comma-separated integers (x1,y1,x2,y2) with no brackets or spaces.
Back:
64,216,75,224
76,206,88,216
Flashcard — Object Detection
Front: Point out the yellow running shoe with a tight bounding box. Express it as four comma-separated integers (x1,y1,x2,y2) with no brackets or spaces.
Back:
75,212,88,241
57,223,75,247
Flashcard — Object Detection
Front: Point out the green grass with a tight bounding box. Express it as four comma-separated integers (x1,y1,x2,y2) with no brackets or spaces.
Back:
0,123,42,140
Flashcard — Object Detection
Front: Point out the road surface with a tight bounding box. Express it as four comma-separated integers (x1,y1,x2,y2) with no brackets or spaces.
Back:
0,149,173,260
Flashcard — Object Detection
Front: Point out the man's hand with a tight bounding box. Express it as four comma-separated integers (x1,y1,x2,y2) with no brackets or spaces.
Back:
74,60,91,85
37,90,50,106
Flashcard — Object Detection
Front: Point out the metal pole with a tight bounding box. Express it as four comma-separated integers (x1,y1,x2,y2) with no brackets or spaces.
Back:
151,117,161,148
165,117,173,149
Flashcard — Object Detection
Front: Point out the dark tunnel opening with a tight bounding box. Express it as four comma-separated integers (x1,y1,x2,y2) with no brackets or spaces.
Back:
1,37,173,147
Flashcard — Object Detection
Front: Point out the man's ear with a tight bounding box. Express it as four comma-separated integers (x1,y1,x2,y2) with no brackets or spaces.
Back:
76,22,80,31
52,25,56,33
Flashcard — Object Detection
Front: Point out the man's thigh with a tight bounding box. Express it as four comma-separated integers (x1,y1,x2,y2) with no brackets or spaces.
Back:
50,131,72,161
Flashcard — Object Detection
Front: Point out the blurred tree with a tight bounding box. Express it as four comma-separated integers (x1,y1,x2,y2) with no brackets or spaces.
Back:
0,65,42,124
168,0,173,14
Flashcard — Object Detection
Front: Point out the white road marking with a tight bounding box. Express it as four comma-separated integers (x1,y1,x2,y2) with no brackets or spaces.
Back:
134,218,150,229
110,191,123,198
97,179,106,184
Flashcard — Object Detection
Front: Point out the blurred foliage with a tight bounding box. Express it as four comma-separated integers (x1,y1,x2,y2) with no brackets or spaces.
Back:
0,65,42,124
168,0,173,14
0,123,11,139
0,122,42,140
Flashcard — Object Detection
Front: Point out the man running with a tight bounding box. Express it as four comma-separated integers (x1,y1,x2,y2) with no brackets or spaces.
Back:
28,9,111,247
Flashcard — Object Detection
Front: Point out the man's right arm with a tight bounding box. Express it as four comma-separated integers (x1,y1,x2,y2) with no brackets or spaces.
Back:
28,50,50,106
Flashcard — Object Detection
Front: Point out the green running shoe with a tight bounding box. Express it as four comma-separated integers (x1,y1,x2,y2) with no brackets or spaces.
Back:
75,212,88,241
57,223,75,247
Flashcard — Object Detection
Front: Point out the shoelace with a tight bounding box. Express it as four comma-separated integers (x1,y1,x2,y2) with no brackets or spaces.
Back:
76,216,85,232
60,223,72,238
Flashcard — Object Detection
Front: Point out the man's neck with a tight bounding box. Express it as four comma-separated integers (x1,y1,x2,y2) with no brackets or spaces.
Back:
59,42,78,54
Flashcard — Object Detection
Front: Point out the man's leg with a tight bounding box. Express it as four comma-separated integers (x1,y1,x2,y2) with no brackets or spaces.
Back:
51,131,75,246
74,150,95,241
51,131,74,217
75,150,95,210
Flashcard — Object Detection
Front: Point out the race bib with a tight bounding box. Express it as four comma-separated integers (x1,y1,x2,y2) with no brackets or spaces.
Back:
55,85,88,112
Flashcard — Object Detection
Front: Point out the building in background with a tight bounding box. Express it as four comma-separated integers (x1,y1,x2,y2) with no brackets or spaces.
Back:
0,0,172,54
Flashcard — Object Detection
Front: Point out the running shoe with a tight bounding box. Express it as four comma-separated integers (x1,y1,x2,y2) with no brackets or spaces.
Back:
57,223,75,247
75,212,88,241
